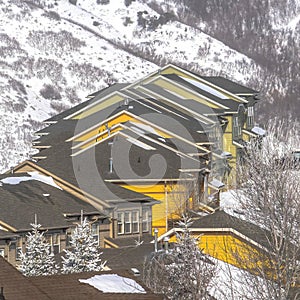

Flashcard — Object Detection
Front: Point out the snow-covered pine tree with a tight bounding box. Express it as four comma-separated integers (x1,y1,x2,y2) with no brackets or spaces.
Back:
144,216,216,300
62,217,105,274
19,222,58,276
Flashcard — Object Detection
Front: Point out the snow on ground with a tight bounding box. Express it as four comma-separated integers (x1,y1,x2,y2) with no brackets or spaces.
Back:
79,274,146,293
210,258,271,299
0,0,267,173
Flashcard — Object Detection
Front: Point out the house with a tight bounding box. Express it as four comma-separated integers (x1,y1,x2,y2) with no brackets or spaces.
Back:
6,64,262,244
0,256,162,300
157,209,300,286
0,172,110,266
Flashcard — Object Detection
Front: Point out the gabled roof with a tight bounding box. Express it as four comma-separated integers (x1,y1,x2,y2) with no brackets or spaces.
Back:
158,210,272,252
0,257,162,300
0,173,105,231
29,269,163,300
200,76,259,95
101,242,156,272
0,257,51,300
33,141,156,206
44,84,129,123
191,210,271,250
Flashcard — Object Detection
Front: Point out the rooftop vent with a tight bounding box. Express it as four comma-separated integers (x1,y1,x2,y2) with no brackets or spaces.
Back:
131,268,140,276
0,287,5,300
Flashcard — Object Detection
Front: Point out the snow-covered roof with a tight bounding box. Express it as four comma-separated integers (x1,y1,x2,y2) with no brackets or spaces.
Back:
0,171,62,190
209,178,225,189
79,274,146,293
251,126,266,136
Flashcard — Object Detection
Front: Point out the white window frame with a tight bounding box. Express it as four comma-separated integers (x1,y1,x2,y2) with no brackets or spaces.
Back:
117,212,125,235
142,209,150,233
117,211,140,235
91,223,99,245
233,116,241,137
52,233,60,254
247,106,254,128
124,212,132,234
132,211,139,233
16,238,22,261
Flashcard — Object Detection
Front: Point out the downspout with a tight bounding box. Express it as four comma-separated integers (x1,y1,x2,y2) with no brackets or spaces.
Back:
165,181,168,232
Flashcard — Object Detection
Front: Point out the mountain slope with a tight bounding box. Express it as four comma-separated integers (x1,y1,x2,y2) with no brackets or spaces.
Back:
0,0,297,172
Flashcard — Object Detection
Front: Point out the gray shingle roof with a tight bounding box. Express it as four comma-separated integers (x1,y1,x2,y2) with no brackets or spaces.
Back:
200,76,259,94
0,174,104,231
192,210,272,250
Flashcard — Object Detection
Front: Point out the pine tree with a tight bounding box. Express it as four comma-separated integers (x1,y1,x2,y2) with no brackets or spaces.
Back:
19,222,58,277
144,216,216,299
62,218,105,274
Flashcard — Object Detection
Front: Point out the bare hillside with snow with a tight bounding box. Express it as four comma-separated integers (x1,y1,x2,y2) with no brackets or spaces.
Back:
0,0,298,172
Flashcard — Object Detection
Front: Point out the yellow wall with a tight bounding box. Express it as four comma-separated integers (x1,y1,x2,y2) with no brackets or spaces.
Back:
72,94,124,120
167,231,270,274
152,78,221,109
120,183,191,235
75,113,134,142
160,66,244,102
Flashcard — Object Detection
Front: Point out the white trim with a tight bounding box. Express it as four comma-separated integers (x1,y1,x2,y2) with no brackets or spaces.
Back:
64,91,128,120
66,110,127,142
144,74,230,109
158,64,249,104
137,85,215,126
157,227,269,253
126,88,190,121
242,129,257,137
233,140,244,148
105,178,196,183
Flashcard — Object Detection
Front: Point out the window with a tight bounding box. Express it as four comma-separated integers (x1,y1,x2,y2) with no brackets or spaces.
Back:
124,212,131,234
117,211,140,235
233,116,241,138
16,238,22,261
117,212,124,235
52,233,60,255
0,248,4,257
45,233,60,254
91,223,99,245
132,211,139,233
142,209,150,233
66,231,72,248
247,106,254,128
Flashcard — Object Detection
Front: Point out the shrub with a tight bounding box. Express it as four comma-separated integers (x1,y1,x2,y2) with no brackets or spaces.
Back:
40,84,61,100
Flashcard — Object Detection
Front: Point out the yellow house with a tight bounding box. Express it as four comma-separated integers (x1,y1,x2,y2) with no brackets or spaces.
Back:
29,64,262,239
157,210,279,275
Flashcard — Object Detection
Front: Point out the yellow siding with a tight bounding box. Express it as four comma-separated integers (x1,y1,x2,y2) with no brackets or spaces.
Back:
75,114,135,142
160,66,243,102
165,231,264,269
160,66,192,78
72,94,124,120
80,125,123,149
242,133,250,142
75,114,172,143
120,183,190,235
152,78,221,109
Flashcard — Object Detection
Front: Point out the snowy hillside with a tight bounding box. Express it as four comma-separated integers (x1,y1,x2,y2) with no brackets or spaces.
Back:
0,0,298,172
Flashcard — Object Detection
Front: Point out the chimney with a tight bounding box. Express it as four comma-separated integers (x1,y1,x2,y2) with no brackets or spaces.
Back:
0,287,5,300
10,167,14,174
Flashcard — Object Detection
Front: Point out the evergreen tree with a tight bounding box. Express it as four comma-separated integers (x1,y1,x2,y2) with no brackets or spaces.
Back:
62,218,105,274
144,216,216,299
19,222,58,276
